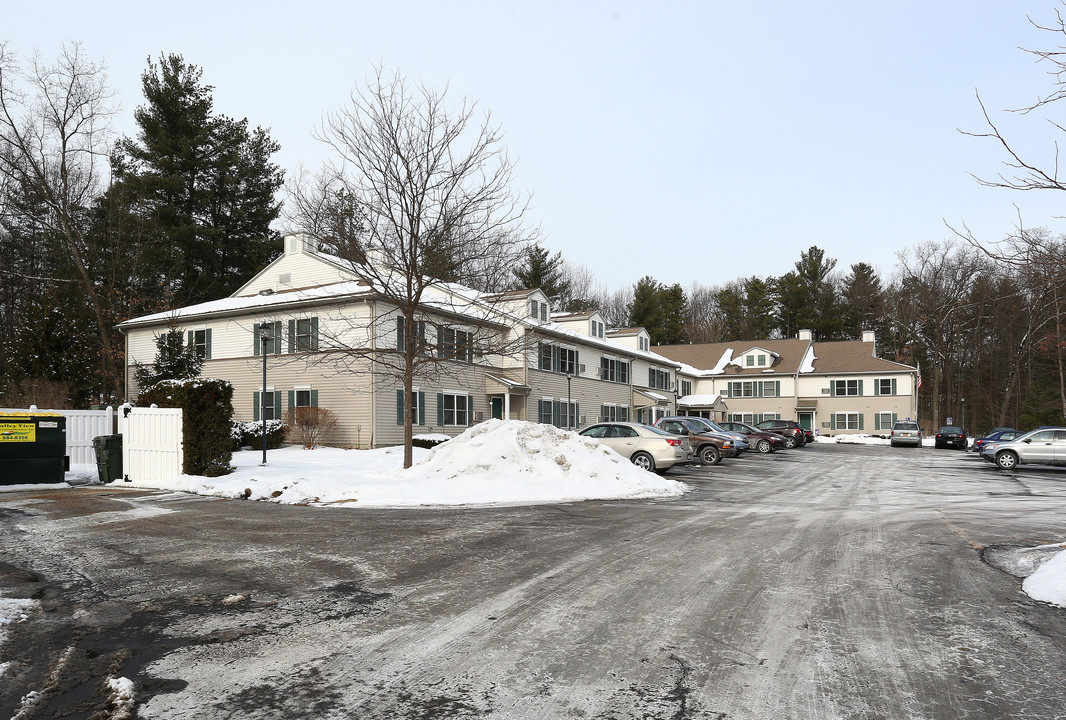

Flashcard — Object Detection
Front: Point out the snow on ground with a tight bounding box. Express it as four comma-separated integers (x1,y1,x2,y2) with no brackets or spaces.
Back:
105,419,687,507
0,597,37,679
1021,544,1066,608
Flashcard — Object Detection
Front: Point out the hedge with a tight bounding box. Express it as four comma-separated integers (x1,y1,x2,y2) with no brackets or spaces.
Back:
139,378,234,477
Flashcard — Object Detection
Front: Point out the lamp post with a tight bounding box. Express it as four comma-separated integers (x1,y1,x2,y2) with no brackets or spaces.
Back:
566,372,573,430
261,329,271,466
961,397,966,433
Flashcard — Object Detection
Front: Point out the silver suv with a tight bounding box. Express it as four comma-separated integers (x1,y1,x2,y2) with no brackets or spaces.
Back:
889,420,922,447
979,427,1066,469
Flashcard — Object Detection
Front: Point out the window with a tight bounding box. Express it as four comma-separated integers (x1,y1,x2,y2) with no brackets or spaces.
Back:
187,329,211,360
600,404,630,422
294,389,313,408
681,380,692,397
530,299,539,318
758,354,767,366
639,336,649,352
254,321,283,355
727,380,780,398
876,378,896,396
540,304,548,322
833,412,862,431
439,392,471,427
288,318,319,353
599,357,629,383
648,368,670,390
254,390,279,421
439,327,473,362
875,412,896,430
538,343,577,374
761,381,778,397
746,355,755,367
538,399,578,427
395,317,427,353
395,390,426,426
590,320,605,338
730,413,759,424
833,379,861,396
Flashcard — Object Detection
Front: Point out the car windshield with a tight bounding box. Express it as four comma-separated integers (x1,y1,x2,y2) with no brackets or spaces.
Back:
684,418,716,433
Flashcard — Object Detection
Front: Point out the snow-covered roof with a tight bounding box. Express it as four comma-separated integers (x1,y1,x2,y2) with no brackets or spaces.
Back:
677,394,725,407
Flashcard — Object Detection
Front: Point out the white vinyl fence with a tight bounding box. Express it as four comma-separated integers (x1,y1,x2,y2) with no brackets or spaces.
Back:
0,406,116,465
119,406,183,483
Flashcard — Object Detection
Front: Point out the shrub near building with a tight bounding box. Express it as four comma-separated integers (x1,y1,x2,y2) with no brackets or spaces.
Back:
139,378,235,476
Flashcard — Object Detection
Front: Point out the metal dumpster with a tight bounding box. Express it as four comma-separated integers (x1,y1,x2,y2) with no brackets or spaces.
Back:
93,434,123,484
0,413,68,485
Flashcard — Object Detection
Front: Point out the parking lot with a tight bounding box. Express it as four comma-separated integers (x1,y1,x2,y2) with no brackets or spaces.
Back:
2,442,1066,719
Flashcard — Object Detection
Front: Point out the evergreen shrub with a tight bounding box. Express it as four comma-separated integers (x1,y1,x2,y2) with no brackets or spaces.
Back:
139,378,234,476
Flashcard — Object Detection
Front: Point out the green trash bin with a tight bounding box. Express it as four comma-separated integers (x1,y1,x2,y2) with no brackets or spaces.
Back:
93,434,123,484
0,413,67,485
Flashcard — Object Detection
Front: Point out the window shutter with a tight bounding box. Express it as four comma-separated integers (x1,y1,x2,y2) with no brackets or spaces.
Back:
649,368,655,387
396,317,405,351
891,378,897,395
418,392,426,426
205,329,212,359
288,320,296,353
274,393,282,419
537,399,545,424
830,382,837,397
757,382,763,398
774,380,780,397
187,330,194,348
553,401,560,426
437,393,445,426
253,392,260,422
467,396,474,425
892,412,898,425
288,390,295,414
575,403,580,426
858,413,864,430
310,390,318,407
310,318,319,351
857,379,864,396
396,390,404,425
253,325,261,356
831,414,837,430
874,414,881,431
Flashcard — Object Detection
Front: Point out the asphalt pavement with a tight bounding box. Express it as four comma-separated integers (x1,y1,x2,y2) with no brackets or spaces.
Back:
2,443,1065,719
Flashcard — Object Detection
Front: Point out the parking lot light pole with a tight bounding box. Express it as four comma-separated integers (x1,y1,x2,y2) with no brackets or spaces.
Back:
566,372,573,430
261,330,271,466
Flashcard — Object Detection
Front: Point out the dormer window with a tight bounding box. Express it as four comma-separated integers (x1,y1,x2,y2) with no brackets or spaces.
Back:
639,336,649,352
530,299,539,318
591,320,604,338
746,355,755,367
540,303,548,322
758,354,766,366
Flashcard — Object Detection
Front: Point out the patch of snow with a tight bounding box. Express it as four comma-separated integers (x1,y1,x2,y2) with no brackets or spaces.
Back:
65,464,99,485
1022,545,1066,608
708,349,735,375
0,597,36,649
108,420,687,507
799,345,817,373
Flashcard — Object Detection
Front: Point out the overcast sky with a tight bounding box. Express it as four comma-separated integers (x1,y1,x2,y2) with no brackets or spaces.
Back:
7,1,1066,291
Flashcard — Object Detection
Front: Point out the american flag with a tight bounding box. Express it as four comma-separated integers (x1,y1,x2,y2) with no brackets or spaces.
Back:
916,363,922,388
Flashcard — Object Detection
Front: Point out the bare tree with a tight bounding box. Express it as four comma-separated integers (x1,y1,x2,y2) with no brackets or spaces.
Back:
287,67,536,466
0,42,119,391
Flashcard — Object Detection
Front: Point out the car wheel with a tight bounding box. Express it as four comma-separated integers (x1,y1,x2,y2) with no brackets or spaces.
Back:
631,451,655,472
784,436,798,449
995,451,1018,470
757,439,773,454
699,445,722,466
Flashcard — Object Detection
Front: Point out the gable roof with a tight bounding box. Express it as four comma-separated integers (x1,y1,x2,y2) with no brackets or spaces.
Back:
805,340,916,374
655,338,915,375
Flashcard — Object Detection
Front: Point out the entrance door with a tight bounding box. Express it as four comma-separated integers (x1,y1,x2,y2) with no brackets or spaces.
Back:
798,412,813,431
490,397,503,420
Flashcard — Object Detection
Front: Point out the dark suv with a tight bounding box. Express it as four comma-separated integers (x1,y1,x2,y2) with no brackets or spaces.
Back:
653,417,738,465
754,419,807,448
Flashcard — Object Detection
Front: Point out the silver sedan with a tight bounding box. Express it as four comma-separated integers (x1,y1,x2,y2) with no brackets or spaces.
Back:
578,422,692,473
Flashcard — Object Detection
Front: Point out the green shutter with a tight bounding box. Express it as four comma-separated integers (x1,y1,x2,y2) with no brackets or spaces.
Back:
288,390,295,414
537,399,544,423
892,412,898,425
553,401,560,427
397,317,405,351
274,392,282,419
275,322,283,354
253,392,260,422
254,324,261,356
187,331,194,348
891,378,897,395
310,389,318,407
875,414,881,431
830,382,836,397
858,413,865,430
857,379,864,396
396,390,404,425
288,320,296,353
418,392,426,426
467,395,474,425
437,393,445,425
204,329,212,359
831,414,837,430
310,317,319,350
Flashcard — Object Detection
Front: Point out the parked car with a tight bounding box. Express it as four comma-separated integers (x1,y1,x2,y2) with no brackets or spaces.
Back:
578,422,692,473
979,427,1066,469
889,420,922,447
754,419,807,448
934,426,968,450
718,421,787,454
653,417,737,465
971,428,1022,453
669,417,751,454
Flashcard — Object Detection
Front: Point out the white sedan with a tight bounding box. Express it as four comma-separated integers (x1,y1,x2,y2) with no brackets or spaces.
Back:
578,422,692,473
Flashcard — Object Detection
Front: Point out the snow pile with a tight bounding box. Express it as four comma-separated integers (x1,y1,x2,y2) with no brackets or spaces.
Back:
1022,544,1066,608
108,420,686,507
0,596,37,678
106,676,137,719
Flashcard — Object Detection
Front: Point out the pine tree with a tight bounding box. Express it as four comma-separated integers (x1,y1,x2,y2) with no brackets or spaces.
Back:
133,330,203,390
513,245,571,301
109,54,284,306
